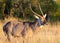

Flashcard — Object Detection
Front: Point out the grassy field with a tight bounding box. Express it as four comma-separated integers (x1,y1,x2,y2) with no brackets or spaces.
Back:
0,0,60,43
0,18,60,43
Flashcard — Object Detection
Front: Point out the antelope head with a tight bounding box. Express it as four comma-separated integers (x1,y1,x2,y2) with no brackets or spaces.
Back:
29,3,47,27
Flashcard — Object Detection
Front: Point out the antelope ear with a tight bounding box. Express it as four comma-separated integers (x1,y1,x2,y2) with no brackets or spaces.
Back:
43,14,47,18
34,15,39,19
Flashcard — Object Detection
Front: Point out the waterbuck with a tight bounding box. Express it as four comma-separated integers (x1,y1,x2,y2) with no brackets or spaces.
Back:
3,3,47,41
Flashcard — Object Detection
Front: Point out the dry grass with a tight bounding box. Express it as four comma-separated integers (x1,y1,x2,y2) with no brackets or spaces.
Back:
0,18,60,43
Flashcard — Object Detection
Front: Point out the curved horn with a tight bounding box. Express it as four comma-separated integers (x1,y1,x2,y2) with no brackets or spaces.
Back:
38,0,47,19
38,2,44,16
29,3,43,18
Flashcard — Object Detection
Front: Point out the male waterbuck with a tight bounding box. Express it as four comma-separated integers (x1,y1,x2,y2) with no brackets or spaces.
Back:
3,3,47,41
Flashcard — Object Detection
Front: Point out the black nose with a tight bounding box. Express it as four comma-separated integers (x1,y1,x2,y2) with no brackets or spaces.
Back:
42,20,46,25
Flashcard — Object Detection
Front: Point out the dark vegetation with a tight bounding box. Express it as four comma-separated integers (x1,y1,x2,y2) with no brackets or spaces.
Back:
0,0,59,22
